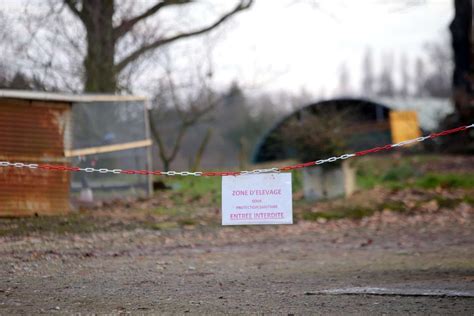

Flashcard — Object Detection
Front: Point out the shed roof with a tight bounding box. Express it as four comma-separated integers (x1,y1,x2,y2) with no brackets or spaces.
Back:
0,89,147,103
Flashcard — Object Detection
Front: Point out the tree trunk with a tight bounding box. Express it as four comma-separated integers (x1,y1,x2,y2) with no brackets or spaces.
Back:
191,128,213,171
82,0,116,93
445,0,474,151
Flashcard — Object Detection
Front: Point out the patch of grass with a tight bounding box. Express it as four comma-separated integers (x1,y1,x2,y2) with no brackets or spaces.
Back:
381,164,416,182
170,192,185,204
356,175,377,190
153,206,188,217
356,156,474,190
172,176,220,195
149,221,179,231
151,206,199,229
415,173,474,189
463,195,474,206
292,170,303,192
165,176,221,203
302,206,375,221
357,162,419,190
433,196,463,209
177,218,197,226
379,200,407,212
304,197,466,222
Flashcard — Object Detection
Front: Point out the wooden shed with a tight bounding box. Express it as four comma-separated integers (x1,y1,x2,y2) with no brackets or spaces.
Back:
0,90,152,217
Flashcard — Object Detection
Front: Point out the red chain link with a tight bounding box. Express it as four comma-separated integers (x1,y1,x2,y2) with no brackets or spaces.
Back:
38,165,81,172
201,171,241,176
428,125,467,138
3,123,471,177
355,144,394,157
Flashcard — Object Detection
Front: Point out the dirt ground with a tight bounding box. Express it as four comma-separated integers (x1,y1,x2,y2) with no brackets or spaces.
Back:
1,201,473,315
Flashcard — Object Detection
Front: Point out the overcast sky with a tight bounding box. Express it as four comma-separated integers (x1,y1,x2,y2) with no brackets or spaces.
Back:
0,0,453,97
211,0,452,96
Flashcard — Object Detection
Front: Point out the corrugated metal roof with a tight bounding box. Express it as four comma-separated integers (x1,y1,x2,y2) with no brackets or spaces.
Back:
0,89,147,103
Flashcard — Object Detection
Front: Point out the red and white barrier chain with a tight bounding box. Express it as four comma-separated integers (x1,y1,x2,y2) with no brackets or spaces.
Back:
1,123,473,177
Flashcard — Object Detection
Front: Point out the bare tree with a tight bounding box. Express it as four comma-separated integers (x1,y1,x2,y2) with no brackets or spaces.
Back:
359,36,450,100
361,48,374,96
148,55,219,171
422,37,452,98
377,53,395,97
399,53,410,98
10,0,253,170
17,0,253,93
0,13,48,91
338,63,351,95
413,57,426,97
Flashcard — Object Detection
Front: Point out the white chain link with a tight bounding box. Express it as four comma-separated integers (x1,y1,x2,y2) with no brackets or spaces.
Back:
81,167,97,173
392,139,417,147
1,123,472,176
314,153,356,166
0,161,38,169
161,170,203,176
240,167,280,175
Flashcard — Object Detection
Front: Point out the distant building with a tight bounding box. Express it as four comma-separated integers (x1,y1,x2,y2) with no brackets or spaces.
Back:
252,97,453,164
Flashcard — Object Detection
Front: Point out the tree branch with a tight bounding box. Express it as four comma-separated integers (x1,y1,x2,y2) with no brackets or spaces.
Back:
116,0,253,71
168,123,189,164
191,127,212,171
113,0,192,40
64,0,84,21
148,108,171,170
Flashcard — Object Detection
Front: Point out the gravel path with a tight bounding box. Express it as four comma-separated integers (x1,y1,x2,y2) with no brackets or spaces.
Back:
1,206,473,315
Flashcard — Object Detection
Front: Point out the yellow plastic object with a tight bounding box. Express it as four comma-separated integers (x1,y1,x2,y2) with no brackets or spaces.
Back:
389,111,421,144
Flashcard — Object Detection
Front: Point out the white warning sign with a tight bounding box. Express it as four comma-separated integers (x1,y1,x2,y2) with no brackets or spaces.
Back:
221,173,293,225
